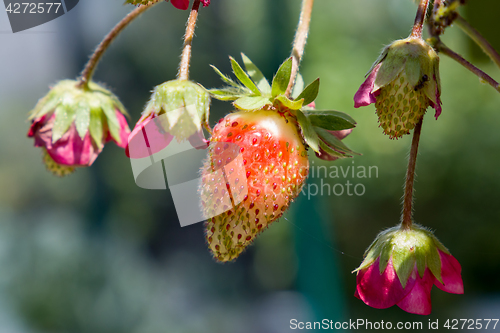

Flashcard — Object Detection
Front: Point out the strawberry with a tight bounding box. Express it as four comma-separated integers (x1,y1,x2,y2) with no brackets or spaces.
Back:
201,110,309,261
203,55,358,261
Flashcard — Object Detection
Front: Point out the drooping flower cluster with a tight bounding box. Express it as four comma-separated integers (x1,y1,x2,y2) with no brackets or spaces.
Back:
354,224,463,315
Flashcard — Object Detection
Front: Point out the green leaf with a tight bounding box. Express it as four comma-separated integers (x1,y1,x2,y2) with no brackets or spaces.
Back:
101,102,121,144
209,88,247,101
229,57,260,95
75,100,90,139
304,110,356,131
271,57,293,98
52,104,75,143
234,96,271,111
241,53,271,94
89,107,104,149
275,95,303,110
291,73,304,99
315,127,359,156
296,78,320,105
210,65,240,88
295,110,319,153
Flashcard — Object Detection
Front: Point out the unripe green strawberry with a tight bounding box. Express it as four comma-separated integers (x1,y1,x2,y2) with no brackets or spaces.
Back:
375,75,429,138
201,110,309,262
354,37,442,139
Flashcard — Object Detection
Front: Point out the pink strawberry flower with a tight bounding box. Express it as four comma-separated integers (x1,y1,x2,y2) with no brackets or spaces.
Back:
354,224,463,315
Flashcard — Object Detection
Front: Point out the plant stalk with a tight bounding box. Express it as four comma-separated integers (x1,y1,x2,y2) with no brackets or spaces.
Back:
411,0,430,38
401,118,424,230
77,3,157,89
177,0,201,81
454,14,500,70
435,41,500,93
285,0,314,97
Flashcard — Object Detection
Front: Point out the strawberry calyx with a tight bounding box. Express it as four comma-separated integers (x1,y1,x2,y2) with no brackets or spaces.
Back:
209,54,360,160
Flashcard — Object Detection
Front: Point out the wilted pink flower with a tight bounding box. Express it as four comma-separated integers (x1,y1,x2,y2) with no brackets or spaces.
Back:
354,224,463,315
354,37,441,139
28,80,130,176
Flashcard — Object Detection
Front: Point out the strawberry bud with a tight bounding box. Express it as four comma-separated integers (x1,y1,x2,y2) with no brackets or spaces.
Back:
354,37,442,139
27,80,130,176
138,80,210,144
354,224,463,315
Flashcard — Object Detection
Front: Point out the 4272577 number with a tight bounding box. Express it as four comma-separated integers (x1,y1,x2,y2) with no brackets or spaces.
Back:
5,2,62,14
444,319,499,330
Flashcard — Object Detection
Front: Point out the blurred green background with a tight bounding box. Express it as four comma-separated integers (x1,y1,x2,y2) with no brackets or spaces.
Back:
0,0,499,332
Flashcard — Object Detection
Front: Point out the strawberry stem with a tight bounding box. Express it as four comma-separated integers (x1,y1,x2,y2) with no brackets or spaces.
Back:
285,0,315,97
411,0,430,38
177,0,202,81
401,118,423,230
454,14,500,70
433,40,500,93
77,3,157,90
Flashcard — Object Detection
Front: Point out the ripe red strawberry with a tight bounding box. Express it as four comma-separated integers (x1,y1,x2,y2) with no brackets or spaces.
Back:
200,110,309,262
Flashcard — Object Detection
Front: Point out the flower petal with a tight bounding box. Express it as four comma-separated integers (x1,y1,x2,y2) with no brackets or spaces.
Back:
397,268,434,315
111,110,131,148
354,63,381,108
434,251,464,294
126,114,174,159
171,0,190,10
356,257,416,309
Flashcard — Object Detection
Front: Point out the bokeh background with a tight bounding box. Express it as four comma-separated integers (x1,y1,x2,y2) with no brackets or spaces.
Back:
1,0,499,332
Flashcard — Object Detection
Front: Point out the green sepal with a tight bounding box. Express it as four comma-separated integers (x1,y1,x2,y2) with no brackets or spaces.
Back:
391,231,418,288
427,244,443,284
52,104,75,143
295,109,319,153
271,57,293,98
209,88,247,101
291,73,304,99
275,95,303,110
101,101,121,145
89,107,105,149
318,140,345,159
230,56,260,95
210,65,241,88
234,96,271,111
373,55,406,92
315,127,359,156
75,100,91,139
29,90,60,120
405,57,423,88
241,53,271,94
366,45,389,77
296,78,320,105
303,110,356,131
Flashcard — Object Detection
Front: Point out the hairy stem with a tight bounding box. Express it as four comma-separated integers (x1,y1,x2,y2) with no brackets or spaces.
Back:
177,0,201,81
435,41,500,93
401,119,423,230
285,0,314,97
455,14,500,70
411,0,430,38
77,3,157,89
